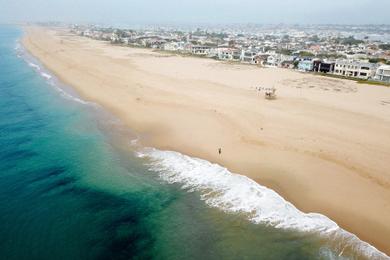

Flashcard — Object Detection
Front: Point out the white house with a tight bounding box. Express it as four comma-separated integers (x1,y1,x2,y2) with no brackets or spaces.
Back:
266,54,294,67
163,42,187,52
334,60,378,80
191,45,212,55
266,55,278,67
218,48,241,61
374,65,390,83
241,50,259,64
163,42,179,51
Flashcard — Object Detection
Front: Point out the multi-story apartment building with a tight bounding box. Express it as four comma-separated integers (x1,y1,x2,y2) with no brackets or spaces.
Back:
334,60,377,80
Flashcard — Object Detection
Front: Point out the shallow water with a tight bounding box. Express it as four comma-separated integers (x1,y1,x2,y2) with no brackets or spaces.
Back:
0,25,387,260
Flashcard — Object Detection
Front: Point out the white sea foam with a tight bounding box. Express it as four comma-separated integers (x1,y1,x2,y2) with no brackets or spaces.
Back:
40,72,52,79
130,139,139,145
137,148,389,259
21,49,91,106
46,81,90,105
14,41,21,51
28,62,41,70
27,61,87,105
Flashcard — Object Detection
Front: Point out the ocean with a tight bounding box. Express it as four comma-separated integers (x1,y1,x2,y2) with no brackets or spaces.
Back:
0,25,387,260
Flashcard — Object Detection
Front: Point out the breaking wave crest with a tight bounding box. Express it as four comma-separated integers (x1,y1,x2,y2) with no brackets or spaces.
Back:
137,148,389,259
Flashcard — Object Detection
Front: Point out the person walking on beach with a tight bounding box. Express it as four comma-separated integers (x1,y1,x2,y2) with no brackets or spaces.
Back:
218,148,222,155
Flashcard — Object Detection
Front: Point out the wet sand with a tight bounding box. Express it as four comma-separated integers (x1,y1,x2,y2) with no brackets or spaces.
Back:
22,26,390,255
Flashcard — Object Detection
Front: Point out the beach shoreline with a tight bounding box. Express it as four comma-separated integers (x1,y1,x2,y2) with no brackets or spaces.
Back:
22,26,390,255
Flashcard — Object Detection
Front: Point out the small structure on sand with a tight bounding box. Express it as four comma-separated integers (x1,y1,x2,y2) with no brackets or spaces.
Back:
264,87,276,99
256,86,277,100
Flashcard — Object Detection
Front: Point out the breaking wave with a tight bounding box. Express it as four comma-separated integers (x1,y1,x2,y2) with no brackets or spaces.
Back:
137,148,389,259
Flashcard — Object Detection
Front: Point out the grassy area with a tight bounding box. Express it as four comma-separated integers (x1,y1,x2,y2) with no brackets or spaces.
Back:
152,49,215,59
356,79,390,87
317,73,390,87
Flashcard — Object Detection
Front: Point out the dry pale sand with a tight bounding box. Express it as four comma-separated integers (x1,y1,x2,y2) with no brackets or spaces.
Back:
23,27,390,254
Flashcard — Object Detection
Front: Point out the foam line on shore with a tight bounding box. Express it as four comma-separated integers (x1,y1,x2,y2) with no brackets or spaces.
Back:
137,148,389,259
15,41,92,106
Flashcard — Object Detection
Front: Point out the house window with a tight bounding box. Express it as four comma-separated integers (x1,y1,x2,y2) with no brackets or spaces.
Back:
360,72,367,76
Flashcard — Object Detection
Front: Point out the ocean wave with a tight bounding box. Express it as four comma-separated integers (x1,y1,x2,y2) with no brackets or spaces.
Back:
137,148,389,259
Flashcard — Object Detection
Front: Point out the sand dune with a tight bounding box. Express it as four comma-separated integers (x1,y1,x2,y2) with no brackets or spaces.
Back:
23,27,390,254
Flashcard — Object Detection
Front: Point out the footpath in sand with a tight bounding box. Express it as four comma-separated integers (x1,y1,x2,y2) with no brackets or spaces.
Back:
23,27,390,254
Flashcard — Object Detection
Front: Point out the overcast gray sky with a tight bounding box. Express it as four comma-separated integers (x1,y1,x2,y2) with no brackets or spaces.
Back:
0,0,389,25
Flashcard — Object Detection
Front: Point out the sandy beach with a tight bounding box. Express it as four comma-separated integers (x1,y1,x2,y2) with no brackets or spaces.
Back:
22,27,390,254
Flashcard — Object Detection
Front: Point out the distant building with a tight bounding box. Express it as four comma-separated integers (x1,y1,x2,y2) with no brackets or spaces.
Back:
241,50,259,64
313,60,335,73
207,48,219,58
298,60,314,71
191,45,212,55
218,48,241,61
266,54,294,67
255,54,270,66
110,34,120,43
334,60,377,80
280,60,295,69
266,55,278,67
164,42,179,51
374,65,390,83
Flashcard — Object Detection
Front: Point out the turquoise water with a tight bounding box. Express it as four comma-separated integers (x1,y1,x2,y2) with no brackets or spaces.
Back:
0,26,386,259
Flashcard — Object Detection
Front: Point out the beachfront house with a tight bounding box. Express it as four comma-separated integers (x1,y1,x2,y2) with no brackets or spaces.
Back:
207,48,219,58
334,59,378,80
164,42,179,51
110,34,120,43
266,55,278,67
313,60,335,73
374,65,390,83
266,54,295,67
241,50,259,64
191,45,212,55
281,60,295,69
218,48,241,61
255,54,270,66
298,60,314,71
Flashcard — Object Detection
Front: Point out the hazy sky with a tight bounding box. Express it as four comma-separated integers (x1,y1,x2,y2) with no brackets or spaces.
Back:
0,0,389,25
